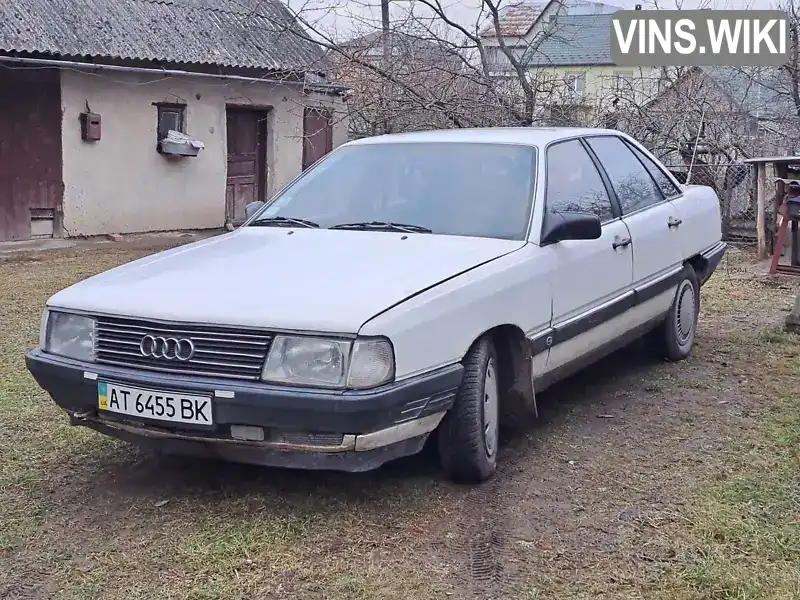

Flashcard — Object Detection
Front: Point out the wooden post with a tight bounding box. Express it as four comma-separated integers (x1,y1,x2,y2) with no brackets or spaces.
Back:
786,291,800,333
757,162,768,259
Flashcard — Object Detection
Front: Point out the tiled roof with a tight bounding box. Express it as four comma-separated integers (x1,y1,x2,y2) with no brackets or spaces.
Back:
481,2,547,37
0,0,325,72
525,13,614,67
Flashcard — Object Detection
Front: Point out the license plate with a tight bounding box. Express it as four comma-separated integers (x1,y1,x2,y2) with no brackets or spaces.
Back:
98,382,213,425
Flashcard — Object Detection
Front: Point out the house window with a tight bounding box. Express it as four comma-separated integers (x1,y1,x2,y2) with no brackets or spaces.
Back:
613,71,633,93
491,48,512,68
564,74,585,100
156,104,186,141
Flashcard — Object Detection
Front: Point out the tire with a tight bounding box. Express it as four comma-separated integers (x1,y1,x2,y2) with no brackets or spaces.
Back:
651,264,700,361
437,335,500,484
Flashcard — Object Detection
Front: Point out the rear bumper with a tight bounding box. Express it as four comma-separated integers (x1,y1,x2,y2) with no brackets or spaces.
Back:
699,241,727,285
25,349,462,472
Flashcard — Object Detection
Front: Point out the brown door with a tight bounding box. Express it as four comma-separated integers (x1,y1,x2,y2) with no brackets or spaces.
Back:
302,108,333,171
225,108,267,225
0,68,62,242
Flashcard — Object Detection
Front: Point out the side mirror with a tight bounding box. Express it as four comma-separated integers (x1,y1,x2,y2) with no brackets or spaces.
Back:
244,201,265,221
541,211,602,246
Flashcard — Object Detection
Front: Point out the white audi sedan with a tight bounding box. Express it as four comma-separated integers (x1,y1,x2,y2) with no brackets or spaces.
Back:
26,128,726,483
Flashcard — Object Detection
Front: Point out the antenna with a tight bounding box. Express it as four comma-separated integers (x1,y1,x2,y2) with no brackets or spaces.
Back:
685,105,706,186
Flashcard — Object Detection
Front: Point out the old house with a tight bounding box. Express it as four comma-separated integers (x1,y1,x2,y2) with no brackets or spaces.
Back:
627,66,800,241
478,1,668,127
637,66,800,164
0,0,349,242
479,0,621,72
524,13,659,126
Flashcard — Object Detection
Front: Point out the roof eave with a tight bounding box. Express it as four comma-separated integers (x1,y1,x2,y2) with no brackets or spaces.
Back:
527,61,615,68
0,52,323,85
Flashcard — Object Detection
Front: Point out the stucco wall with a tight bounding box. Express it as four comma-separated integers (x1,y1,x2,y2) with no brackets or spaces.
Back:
60,70,348,236
537,65,660,107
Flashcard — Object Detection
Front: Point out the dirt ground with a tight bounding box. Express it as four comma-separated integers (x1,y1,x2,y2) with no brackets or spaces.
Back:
1,241,798,600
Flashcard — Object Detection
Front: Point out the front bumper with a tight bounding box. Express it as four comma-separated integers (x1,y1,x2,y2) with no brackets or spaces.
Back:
25,349,463,472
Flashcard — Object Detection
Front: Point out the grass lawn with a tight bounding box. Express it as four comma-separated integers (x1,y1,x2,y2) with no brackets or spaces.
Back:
0,242,798,600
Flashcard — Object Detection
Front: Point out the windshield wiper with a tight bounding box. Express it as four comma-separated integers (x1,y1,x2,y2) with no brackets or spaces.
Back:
328,221,432,233
250,216,319,228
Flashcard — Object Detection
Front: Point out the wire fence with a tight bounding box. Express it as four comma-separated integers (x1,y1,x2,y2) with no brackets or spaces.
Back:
664,163,757,244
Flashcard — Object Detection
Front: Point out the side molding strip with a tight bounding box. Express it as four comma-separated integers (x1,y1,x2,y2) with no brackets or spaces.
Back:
633,268,683,304
527,267,684,357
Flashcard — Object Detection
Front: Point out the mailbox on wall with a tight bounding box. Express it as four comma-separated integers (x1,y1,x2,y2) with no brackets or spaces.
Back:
80,112,101,141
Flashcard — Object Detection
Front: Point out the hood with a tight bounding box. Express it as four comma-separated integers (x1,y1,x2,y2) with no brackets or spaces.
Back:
48,228,526,333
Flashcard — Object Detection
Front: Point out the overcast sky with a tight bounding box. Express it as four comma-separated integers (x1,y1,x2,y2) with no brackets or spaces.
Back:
286,0,779,41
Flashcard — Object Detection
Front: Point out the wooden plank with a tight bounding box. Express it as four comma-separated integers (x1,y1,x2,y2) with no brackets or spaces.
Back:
769,212,788,274
756,163,767,259
744,156,800,164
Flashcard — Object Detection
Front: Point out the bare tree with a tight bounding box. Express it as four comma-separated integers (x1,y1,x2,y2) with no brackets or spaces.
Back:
769,0,800,116
241,0,611,134
244,0,799,165
589,65,770,238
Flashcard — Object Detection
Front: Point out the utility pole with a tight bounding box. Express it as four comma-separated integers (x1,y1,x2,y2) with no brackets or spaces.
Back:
381,0,391,134
381,0,391,60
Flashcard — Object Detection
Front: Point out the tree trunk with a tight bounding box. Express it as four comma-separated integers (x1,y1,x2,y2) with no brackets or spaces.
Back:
786,291,800,333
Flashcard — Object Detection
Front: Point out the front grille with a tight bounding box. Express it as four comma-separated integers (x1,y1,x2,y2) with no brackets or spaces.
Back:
94,316,272,380
271,431,345,447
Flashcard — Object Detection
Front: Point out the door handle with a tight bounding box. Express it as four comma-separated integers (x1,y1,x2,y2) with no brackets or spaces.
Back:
668,217,683,228
612,237,632,249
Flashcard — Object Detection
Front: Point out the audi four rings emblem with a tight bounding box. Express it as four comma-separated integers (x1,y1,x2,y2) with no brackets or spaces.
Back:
139,335,195,361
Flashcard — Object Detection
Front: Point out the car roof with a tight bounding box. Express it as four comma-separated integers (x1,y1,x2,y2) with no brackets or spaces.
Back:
344,127,623,148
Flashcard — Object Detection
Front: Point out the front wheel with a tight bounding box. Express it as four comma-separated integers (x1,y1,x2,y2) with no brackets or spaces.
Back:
651,264,700,361
437,335,499,484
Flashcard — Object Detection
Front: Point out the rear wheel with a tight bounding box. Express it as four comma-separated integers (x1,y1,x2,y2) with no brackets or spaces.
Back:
650,264,700,361
437,335,499,484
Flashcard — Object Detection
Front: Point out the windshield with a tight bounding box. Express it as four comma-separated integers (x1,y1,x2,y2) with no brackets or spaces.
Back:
249,142,537,240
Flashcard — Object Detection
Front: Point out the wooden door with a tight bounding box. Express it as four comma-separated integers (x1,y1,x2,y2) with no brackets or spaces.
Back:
302,108,333,171
225,109,267,225
0,68,62,241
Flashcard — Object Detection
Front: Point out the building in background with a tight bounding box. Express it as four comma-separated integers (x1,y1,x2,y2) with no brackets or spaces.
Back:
0,0,349,242
479,0,659,126
480,0,622,73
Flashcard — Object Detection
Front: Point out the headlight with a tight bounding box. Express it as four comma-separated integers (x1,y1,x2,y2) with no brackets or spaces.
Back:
262,335,395,389
262,336,350,388
43,311,95,362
